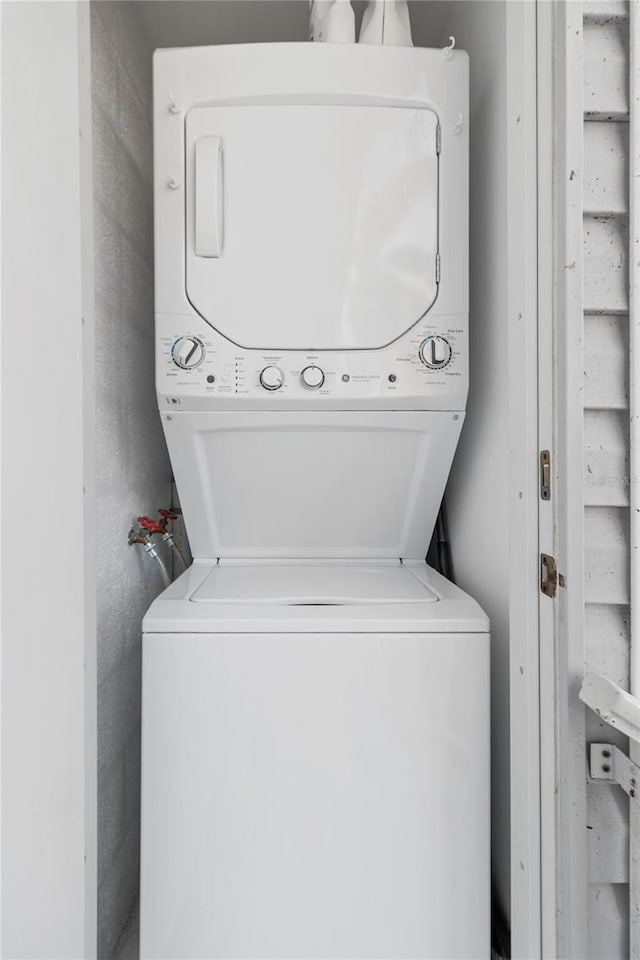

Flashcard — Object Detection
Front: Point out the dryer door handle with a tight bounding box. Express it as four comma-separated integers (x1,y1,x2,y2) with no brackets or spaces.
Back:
195,136,223,258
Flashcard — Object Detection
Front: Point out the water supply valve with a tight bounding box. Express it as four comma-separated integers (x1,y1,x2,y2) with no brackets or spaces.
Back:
156,508,188,572
138,515,163,535
156,510,176,543
158,508,178,533
128,522,172,587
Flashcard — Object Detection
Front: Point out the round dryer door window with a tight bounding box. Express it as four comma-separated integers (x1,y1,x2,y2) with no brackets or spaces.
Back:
185,104,439,351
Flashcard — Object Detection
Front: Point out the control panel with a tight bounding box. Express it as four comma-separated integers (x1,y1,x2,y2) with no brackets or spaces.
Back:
157,313,468,410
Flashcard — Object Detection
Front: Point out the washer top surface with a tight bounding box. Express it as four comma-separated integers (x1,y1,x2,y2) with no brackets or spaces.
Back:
143,561,489,634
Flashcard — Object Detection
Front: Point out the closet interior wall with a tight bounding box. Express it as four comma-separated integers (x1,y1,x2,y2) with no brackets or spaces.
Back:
91,3,172,955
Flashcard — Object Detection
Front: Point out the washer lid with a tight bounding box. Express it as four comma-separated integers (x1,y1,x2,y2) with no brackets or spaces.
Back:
190,563,439,606
185,104,439,351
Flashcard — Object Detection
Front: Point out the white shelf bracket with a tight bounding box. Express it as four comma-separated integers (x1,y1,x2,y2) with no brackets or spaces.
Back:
590,744,640,808
579,672,640,745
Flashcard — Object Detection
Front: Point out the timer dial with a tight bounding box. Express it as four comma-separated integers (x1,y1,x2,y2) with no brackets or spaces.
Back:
172,336,205,369
300,365,325,389
259,366,284,391
419,335,452,370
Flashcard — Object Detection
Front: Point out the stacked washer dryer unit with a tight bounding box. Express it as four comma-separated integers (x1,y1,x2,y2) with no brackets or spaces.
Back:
142,43,489,959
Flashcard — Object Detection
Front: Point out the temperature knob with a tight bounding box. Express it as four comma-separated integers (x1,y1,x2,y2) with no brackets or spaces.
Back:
300,365,325,389
172,336,205,369
259,365,284,391
419,336,452,370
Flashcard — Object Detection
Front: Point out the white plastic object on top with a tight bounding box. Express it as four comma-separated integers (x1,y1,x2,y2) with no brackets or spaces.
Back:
359,0,413,47
309,0,355,43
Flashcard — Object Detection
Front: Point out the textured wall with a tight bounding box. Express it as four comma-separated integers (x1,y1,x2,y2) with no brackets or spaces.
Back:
91,3,172,956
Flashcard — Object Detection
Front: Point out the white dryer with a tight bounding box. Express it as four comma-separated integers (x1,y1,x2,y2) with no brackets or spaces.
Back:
142,43,490,958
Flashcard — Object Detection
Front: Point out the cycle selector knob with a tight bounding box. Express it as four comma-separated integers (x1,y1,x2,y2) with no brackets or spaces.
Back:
419,335,452,369
259,365,284,391
172,336,205,369
300,365,325,389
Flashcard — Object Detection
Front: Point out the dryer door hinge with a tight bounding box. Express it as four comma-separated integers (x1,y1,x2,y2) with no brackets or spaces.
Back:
436,123,442,155
435,253,441,284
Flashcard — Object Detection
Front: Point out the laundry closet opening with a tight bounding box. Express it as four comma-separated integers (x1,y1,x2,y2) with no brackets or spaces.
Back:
90,3,520,957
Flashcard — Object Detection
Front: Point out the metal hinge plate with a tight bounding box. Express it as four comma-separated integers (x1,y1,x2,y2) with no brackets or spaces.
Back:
540,553,558,598
540,450,551,500
435,253,441,284
436,124,442,155
589,743,640,808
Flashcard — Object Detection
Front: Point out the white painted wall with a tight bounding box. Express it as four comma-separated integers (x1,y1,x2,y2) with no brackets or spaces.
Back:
90,3,172,956
1,3,95,956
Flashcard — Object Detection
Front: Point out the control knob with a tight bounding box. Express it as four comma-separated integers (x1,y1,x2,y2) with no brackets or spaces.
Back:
259,365,284,391
172,336,205,369
300,365,325,389
419,335,452,369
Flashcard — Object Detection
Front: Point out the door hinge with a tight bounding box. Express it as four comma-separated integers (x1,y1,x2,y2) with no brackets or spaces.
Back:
540,553,558,598
540,449,551,500
436,124,442,155
435,253,441,284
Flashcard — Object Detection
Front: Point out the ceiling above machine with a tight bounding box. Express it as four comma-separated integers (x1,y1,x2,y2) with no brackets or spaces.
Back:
185,103,440,351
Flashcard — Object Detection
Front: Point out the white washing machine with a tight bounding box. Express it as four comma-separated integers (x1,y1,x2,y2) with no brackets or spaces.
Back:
142,42,490,959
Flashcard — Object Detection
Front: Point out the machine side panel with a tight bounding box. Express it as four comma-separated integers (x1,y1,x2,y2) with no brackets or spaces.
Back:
140,629,490,959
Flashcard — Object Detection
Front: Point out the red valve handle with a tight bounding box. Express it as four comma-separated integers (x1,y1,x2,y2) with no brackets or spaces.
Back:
138,515,163,533
159,508,178,520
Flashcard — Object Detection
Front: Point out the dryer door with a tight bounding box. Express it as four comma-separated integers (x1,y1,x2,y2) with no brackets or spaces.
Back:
185,104,439,351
